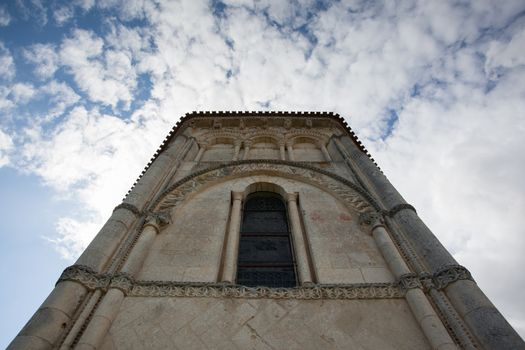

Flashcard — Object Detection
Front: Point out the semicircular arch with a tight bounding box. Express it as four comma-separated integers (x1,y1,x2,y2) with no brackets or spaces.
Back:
151,160,379,216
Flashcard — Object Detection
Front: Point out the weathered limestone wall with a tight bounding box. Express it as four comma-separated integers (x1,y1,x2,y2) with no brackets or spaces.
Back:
100,297,431,350
138,175,392,285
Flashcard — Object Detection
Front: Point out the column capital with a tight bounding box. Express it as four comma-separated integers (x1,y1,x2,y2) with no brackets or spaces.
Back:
285,141,294,148
198,141,209,149
144,212,171,233
243,140,252,147
232,191,243,201
286,192,299,203
359,211,384,233
234,140,242,147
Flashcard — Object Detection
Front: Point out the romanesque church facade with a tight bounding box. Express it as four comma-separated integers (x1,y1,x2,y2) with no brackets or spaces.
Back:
9,112,524,349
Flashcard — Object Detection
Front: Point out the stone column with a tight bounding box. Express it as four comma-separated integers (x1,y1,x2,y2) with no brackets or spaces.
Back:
232,141,242,161
360,212,457,350
75,213,170,350
220,192,243,283
318,141,332,161
8,281,88,350
193,142,207,162
242,141,251,160
125,135,189,211
286,142,295,161
8,204,141,350
338,135,525,349
279,141,286,160
286,193,313,285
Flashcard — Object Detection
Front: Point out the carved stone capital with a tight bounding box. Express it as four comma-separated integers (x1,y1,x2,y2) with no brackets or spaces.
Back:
243,140,252,148
144,212,171,233
359,211,384,232
398,273,423,290
232,191,243,201
286,192,298,203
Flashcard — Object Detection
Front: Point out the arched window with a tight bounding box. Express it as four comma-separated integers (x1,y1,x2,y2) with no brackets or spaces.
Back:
236,192,297,288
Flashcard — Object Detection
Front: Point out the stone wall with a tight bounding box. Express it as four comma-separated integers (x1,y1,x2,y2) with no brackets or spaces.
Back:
100,297,430,350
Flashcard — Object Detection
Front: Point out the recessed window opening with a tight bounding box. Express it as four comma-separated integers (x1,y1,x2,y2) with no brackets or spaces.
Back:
236,192,297,288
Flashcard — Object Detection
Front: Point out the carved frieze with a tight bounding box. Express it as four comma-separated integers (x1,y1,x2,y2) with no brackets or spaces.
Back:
57,264,474,298
130,282,404,299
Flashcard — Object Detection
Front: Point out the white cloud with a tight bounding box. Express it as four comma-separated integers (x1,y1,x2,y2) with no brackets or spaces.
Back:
16,0,48,26
19,104,171,257
53,5,74,26
23,43,60,80
0,129,13,167
0,41,15,80
0,5,11,26
60,29,138,109
39,80,81,120
10,82,36,104
47,217,103,260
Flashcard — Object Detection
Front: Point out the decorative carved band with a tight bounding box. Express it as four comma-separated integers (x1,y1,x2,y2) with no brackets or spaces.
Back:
382,203,417,217
57,264,474,299
398,273,423,290
432,264,474,290
113,203,141,216
130,282,404,299
397,265,474,291
57,265,110,290
57,265,402,299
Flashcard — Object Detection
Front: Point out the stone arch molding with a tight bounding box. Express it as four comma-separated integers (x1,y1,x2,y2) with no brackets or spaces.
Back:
151,160,379,216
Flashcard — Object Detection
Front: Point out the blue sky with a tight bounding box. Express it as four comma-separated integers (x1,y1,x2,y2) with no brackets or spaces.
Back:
1,0,525,347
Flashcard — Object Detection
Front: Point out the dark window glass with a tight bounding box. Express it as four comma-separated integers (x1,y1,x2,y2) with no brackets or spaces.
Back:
236,192,297,288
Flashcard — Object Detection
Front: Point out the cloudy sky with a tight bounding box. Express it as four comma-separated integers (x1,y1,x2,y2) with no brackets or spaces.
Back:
1,0,524,346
